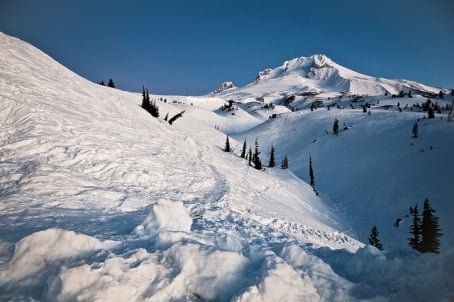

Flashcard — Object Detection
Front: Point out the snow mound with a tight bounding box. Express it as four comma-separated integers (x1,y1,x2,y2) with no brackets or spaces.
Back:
0,229,112,289
237,252,320,302
134,199,192,236
45,248,158,302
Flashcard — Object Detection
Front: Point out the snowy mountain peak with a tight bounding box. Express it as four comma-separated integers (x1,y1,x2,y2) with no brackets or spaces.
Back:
217,53,443,98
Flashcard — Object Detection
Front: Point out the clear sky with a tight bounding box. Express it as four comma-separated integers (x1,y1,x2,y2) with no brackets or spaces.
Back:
1,0,453,95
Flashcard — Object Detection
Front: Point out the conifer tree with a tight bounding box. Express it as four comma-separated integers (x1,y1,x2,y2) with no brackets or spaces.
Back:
281,156,289,169
420,198,442,253
253,138,262,170
224,135,231,152
108,78,115,88
240,138,247,159
142,87,150,111
149,99,160,118
248,148,253,166
309,155,315,188
408,204,422,251
438,90,444,99
333,118,339,135
428,107,435,119
268,144,275,167
99,80,105,86
368,225,383,250
412,122,418,138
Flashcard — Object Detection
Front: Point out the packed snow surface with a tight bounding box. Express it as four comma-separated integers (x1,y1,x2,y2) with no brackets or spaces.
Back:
0,32,453,301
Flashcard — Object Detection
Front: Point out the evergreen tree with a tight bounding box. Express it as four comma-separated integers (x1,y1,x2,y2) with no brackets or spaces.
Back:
142,87,150,111
224,135,231,152
240,138,247,159
108,78,115,88
428,107,435,119
420,198,442,253
438,90,444,99
253,138,262,170
408,204,422,251
368,225,383,250
149,99,160,118
99,80,105,86
333,118,339,135
281,156,289,169
248,148,253,166
412,122,418,138
309,155,315,188
268,144,275,167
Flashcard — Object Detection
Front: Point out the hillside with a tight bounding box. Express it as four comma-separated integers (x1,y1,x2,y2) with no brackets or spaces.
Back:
0,32,453,301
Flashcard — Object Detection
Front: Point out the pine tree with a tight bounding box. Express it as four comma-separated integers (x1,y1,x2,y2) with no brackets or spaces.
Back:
149,99,160,118
333,118,339,135
408,204,422,251
438,90,444,99
420,198,442,253
368,225,383,250
240,138,247,159
412,122,418,138
99,80,105,86
224,135,231,152
281,156,289,169
309,155,315,188
253,138,262,170
142,87,150,111
268,144,275,167
248,148,253,166
108,78,115,88
428,107,435,119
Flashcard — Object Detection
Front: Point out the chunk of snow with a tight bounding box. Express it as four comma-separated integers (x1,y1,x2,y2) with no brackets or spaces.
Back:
0,228,111,287
134,199,192,236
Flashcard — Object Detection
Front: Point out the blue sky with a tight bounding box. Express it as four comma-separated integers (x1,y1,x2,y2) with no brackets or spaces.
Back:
1,0,453,95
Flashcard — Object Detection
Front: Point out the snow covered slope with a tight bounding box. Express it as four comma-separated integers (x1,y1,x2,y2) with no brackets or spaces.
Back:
215,54,444,101
1,32,453,301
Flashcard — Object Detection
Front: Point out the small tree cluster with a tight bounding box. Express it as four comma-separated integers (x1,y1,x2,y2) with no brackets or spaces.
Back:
252,138,262,170
281,156,289,169
97,78,115,87
141,86,159,118
408,198,442,253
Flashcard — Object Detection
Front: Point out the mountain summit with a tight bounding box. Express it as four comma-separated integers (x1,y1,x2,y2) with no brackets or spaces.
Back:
216,54,442,99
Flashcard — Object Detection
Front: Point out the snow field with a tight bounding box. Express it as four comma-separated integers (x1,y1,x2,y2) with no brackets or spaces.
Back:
1,32,453,301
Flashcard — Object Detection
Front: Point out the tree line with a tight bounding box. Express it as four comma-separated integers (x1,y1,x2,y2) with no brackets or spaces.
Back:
224,136,289,170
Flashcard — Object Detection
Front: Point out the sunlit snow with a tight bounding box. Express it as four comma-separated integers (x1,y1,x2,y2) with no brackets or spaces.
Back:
0,32,453,301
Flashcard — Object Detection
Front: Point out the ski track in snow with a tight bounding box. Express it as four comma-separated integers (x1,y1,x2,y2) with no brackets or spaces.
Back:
1,32,453,301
